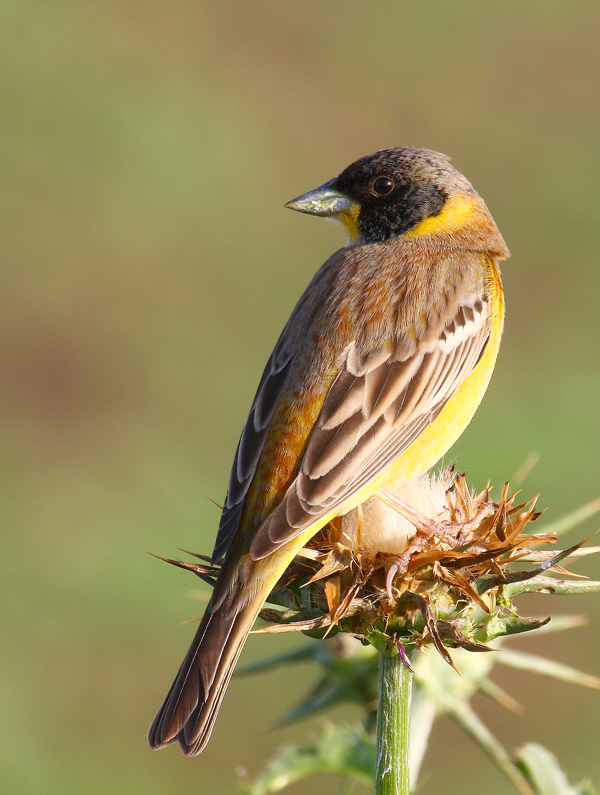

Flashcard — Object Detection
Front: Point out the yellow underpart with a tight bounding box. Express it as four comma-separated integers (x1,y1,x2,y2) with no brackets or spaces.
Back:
404,192,478,239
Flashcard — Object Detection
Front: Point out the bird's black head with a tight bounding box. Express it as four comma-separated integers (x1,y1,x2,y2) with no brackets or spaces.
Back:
287,147,475,245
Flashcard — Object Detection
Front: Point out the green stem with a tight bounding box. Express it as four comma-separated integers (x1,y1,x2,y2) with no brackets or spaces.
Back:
375,651,412,795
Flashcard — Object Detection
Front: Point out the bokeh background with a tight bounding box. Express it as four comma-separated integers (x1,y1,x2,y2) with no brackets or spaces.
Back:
2,2,600,793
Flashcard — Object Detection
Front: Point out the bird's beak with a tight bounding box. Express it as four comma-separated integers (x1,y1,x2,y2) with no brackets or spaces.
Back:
285,179,355,218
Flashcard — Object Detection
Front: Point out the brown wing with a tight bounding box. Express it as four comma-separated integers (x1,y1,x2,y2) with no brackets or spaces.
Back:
250,293,490,559
210,252,343,564
211,350,293,563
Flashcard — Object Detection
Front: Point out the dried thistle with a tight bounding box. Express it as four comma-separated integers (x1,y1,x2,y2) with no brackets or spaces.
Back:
253,470,599,668
160,469,598,671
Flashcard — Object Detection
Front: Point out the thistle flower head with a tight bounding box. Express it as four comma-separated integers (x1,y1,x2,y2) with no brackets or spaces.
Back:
160,469,599,668
252,469,599,666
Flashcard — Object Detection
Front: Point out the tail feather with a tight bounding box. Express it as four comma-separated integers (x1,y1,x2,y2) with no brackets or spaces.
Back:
149,536,312,754
148,594,262,755
180,610,256,754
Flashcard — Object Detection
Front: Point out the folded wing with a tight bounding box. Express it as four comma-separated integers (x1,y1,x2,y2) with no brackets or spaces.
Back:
250,293,490,559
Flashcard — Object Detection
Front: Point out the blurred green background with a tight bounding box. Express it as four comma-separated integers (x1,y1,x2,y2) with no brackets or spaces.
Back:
2,1,600,793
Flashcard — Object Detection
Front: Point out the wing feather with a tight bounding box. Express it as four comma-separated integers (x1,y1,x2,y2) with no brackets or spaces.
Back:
250,293,491,560
211,355,293,563
320,375,364,429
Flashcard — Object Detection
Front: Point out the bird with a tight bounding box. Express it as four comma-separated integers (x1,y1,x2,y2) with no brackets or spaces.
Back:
148,146,510,755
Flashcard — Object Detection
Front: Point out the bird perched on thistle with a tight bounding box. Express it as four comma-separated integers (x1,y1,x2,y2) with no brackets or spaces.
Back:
148,147,509,755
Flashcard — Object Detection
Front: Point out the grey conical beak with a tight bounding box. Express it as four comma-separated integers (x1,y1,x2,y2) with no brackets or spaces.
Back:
285,178,354,217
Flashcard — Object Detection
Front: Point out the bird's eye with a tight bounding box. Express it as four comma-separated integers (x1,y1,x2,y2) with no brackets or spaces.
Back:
371,176,395,196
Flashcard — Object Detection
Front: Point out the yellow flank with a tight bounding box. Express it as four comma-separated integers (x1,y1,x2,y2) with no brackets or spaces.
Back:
335,200,361,242
404,193,478,239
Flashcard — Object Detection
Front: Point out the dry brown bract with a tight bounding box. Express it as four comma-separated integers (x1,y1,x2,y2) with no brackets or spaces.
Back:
158,471,591,668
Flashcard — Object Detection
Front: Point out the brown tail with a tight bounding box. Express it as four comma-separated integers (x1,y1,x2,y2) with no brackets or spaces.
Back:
148,592,262,755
